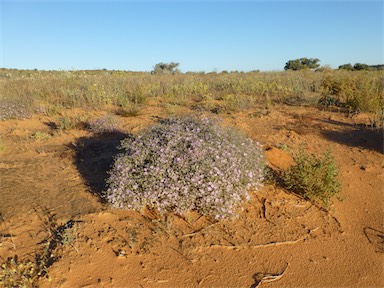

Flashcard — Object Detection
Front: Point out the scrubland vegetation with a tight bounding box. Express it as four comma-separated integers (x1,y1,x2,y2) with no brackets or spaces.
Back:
0,68,382,126
1,67,383,286
0,67,382,209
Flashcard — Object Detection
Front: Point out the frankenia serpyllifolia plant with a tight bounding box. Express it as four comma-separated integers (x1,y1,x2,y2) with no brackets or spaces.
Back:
105,116,265,219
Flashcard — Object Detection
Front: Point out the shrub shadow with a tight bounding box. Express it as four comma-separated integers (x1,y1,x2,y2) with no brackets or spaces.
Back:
73,132,131,202
321,127,383,154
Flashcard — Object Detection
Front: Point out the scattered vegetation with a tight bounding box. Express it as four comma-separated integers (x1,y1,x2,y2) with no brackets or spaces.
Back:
0,255,42,288
282,147,341,207
106,116,265,219
0,208,77,288
0,65,381,285
0,69,382,123
319,71,384,116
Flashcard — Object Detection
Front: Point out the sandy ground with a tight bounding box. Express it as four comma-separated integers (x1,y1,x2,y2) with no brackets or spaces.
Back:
0,103,383,287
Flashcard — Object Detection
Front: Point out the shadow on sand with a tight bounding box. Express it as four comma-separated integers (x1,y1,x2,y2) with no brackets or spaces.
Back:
72,132,131,202
321,126,383,154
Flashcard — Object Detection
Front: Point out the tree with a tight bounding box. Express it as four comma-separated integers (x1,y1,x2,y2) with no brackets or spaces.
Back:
338,63,354,70
339,63,383,71
152,62,180,74
353,63,371,71
284,58,320,71
370,64,384,70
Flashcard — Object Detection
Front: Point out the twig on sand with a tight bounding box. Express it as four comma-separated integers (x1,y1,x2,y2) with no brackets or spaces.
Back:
363,227,384,253
0,219,16,250
181,223,218,238
0,240,16,250
206,238,304,250
168,246,193,264
252,263,289,288
196,227,318,250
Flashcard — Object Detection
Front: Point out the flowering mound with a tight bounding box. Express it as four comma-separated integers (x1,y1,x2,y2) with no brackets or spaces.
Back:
105,116,265,219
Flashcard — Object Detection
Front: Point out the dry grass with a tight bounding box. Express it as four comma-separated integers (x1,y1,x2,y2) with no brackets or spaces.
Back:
0,68,383,125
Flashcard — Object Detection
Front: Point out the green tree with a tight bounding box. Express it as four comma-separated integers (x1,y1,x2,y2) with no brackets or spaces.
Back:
338,63,354,70
284,58,320,71
152,62,180,74
353,63,371,71
370,64,384,70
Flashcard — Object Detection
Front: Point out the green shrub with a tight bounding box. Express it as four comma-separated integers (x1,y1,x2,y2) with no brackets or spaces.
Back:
282,147,341,207
320,71,383,114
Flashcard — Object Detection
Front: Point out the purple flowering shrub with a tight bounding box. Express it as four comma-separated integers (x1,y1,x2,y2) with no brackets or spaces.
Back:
105,116,265,219
0,99,32,120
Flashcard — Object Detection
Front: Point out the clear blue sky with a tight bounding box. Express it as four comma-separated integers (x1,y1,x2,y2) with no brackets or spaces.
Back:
1,0,383,72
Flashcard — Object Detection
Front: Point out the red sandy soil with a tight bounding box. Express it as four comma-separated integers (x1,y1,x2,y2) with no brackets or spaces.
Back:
0,103,383,287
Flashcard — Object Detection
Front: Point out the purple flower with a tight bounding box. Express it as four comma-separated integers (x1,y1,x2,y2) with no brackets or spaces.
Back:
105,116,265,219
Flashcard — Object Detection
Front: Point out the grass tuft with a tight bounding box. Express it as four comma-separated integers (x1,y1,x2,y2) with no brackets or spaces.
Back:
88,114,120,133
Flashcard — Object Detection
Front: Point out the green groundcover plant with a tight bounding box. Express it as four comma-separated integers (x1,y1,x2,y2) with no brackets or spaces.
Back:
105,116,265,219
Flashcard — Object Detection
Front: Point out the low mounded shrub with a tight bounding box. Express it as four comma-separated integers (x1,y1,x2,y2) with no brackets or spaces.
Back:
105,116,265,219
0,99,32,120
282,147,341,207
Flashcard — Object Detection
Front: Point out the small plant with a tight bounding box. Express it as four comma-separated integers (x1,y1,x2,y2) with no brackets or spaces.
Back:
55,115,88,131
282,147,341,207
35,207,77,252
116,103,141,117
89,114,120,133
0,208,77,287
106,116,265,220
0,255,42,288
223,94,254,112
31,131,51,141
0,138,4,153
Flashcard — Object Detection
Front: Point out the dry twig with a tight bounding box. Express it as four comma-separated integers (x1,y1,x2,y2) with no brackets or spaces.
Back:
252,263,289,287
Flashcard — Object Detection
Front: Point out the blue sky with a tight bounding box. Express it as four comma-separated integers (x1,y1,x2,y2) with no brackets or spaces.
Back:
1,0,383,72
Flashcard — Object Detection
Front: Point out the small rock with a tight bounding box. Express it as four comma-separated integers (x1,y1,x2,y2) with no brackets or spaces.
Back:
116,249,127,257
287,130,300,139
